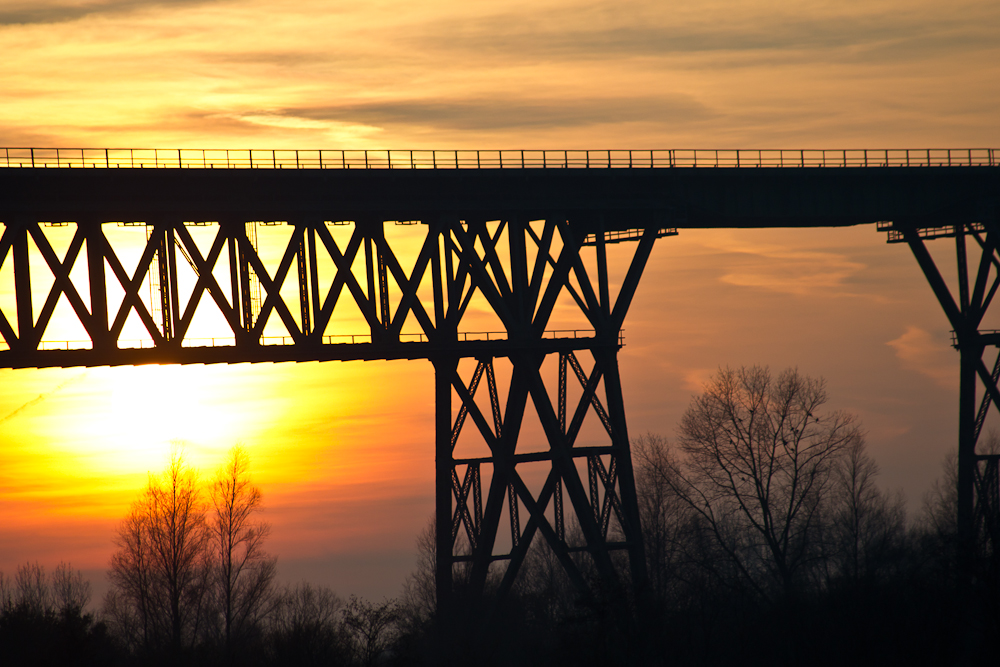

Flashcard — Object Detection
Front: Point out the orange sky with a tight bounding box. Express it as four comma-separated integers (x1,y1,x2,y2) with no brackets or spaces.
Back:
1,0,999,600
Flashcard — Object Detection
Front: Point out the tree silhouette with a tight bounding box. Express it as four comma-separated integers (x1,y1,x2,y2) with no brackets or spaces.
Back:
666,366,863,600
827,438,907,588
107,451,213,661
210,446,277,663
265,583,351,667
0,562,118,666
342,595,401,667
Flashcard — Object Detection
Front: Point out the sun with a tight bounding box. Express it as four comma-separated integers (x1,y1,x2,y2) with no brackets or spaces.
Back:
48,365,250,484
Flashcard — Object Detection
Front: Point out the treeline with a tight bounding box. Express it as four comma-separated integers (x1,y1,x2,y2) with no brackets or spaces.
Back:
0,561,116,665
2,368,998,666
0,559,404,667
0,448,410,667
99,447,417,667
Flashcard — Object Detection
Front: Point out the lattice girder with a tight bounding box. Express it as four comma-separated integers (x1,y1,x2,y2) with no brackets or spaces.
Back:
0,217,650,365
883,220,1000,568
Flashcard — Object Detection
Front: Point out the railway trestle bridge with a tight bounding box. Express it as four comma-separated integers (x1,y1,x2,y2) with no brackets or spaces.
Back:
1,147,998,617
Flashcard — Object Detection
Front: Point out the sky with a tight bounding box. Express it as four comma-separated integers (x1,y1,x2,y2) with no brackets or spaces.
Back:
1,0,999,602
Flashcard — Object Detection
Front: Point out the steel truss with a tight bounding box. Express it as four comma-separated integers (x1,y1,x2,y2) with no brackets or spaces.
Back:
0,215,662,609
881,221,1000,573
432,216,657,614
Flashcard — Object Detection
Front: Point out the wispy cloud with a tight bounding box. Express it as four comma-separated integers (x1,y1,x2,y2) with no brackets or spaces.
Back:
711,239,867,297
0,0,220,25
409,1,1000,65
270,95,710,132
886,326,957,389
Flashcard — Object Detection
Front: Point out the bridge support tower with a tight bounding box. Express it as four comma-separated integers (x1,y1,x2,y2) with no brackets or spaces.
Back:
428,219,662,619
881,220,1000,582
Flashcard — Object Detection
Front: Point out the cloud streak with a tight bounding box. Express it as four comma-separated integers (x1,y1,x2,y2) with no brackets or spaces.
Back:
712,240,867,297
409,1,1000,65
887,326,957,389
267,95,711,132
0,0,220,25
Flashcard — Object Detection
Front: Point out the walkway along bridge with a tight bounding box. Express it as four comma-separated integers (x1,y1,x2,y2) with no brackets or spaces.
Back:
1,148,999,617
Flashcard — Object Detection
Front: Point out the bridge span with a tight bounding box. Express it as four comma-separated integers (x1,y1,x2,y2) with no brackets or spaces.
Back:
1,147,998,618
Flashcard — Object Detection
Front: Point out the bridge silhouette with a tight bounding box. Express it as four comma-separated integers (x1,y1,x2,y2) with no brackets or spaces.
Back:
1,147,998,618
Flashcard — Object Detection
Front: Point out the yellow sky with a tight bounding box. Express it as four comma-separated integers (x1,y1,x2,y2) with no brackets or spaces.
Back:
1,0,998,599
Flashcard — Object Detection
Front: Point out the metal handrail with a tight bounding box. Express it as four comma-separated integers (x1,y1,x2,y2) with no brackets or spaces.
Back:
1,148,997,170
10,328,619,352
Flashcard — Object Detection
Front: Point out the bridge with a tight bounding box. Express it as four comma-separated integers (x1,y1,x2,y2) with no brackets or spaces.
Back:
1,147,999,618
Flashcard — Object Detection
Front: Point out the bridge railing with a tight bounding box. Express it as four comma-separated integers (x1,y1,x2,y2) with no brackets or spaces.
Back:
1,148,997,169
4,329,620,353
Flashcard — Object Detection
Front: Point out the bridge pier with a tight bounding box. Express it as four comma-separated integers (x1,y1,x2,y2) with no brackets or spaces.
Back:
429,219,659,618
883,221,1000,579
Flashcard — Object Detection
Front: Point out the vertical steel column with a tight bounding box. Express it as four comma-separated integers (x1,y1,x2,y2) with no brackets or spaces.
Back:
956,227,977,573
239,225,253,333
377,239,390,332
166,225,180,338
12,223,32,348
86,224,110,350
228,228,242,332
435,355,457,617
364,227,381,341
958,333,979,572
308,225,321,333
599,346,649,590
296,225,311,336
157,225,173,341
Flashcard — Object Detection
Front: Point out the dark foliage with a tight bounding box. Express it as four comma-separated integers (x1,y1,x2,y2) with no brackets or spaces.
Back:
0,604,123,667
0,562,124,667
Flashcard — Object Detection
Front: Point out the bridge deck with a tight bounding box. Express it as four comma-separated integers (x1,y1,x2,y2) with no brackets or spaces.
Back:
2,148,997,229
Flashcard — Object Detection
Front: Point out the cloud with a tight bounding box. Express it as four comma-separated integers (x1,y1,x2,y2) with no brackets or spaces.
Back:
886,326,957,389
0,0,219,25
410,1,1000,65
682,368,716,393
269,95,710,132
713,241,867,296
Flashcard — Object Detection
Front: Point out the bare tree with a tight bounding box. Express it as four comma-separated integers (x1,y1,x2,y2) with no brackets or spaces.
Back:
108,496,157,652
148,452,213,655
828,439,907,587
343,595,402,667
51,562,92,615
14,562,50,615
266,582,352,666
922,451,959,543
400,519,437,627
0,571,13,614
398,517,477,629
107,451,213,660
668,366,863,600
210,446,277,660
633,432,697,607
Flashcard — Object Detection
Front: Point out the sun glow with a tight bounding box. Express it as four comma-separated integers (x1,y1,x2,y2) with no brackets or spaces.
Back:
0,362,294,526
